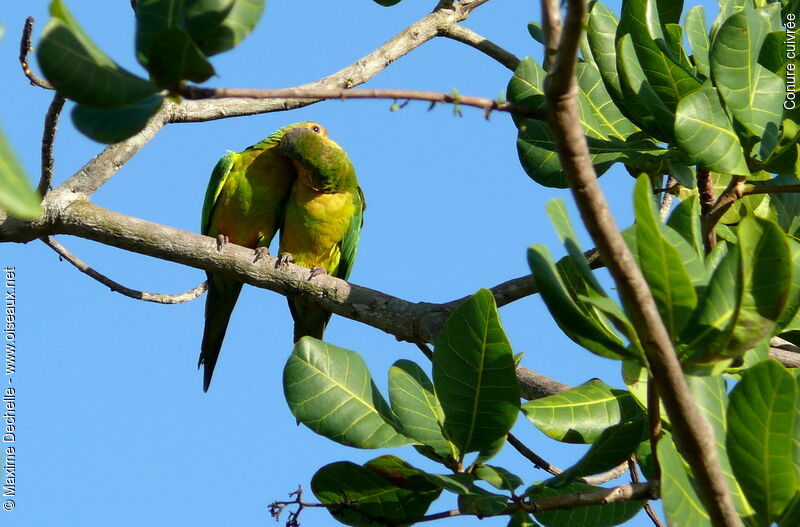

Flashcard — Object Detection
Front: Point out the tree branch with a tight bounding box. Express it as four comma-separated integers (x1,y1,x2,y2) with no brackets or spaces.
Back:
19,17,53,90
42,236,208,304
178,86,545,120
522,481,656,513
38,93,66,197
438,24,521,71
539,0,740,525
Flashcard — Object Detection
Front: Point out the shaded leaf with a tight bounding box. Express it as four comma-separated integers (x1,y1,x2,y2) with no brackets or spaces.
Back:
312,456,440,527
38,0,156,108
473,465,523,491
71,94,163,144
728,360,799,523
388,360,456,463
146,27,215,88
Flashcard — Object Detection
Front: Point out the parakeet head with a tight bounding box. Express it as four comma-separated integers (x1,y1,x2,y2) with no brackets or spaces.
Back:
279,123,356,192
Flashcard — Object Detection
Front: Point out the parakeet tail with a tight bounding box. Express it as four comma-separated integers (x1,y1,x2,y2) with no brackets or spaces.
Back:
288,298,332,342
199,276,244,392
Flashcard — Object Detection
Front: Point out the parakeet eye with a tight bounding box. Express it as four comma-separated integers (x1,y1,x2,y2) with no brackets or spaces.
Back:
311,125,322,134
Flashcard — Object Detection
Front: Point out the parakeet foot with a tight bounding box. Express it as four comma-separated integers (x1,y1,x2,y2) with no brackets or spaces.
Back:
253,246,270,263
215,234,229,251
276,252,295,268
308,266,328,280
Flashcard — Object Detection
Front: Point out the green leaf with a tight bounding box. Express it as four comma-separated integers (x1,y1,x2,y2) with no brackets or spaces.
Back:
432,289,519,457
145,27,215,88
283,338,411,449
659,432,712,527
759,31,789,74
711,4,784,141
37,0,156,109
666,195,704,257
373,0,403,5
136,0,265,64
618,0,702,113
522,379,645,444
71,94,163,144
388,360,456,463
728,216,791,352
184,0,265,57
615,33,676,141
457,490,509,516
553,417,646,484
528,245,631,359
685,5,711,78
527,22,545,45
777,238,800,332
312,456,440,527
509,57,667,188
473,465,523,491
674,87,750,175
685,375,757,520
0,127,41,220
728,360,799,523
528,481,644,527
633,176,698,336
508,511,540,527
587,1,625,104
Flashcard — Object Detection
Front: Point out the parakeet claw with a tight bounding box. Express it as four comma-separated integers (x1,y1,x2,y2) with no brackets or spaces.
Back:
253,246,270,263
277,252,295,268
215,234,229,251
308,266,328,280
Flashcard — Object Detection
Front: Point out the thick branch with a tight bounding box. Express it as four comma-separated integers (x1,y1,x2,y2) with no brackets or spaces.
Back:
523,482,655,513
42,236,207,304
540,0,740,525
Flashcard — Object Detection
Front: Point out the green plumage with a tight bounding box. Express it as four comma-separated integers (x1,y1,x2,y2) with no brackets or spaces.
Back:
199,122,363,391
278,126,365,341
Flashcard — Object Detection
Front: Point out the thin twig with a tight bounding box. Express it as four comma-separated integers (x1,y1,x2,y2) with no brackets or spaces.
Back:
42,236,208,304
38,93,66,197
658,177,675,221
705,175,746,234
744,182,800,195
628,459,664,527
439,24,521,71
507,433,561,475
540,0,740,524
523,482,655,513
19,17,53,89
178,86,546,121
647,379,662,483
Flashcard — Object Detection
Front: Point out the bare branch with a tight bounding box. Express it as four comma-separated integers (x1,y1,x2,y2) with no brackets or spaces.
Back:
178,86,545,121
523,482,656,513
38,93,66,197
19,17,53,90
507,433,561,475
658,177,675,221
438,24,521,71
540,0,740,524
770,337,800,368
517,366,570,399
42,236,208,304
628,459,665,527
697,167,716,254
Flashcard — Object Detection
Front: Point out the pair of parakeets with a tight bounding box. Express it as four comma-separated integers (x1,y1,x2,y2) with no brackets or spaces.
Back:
199,122,364,391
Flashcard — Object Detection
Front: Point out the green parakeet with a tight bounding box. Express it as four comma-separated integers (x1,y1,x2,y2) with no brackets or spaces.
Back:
278,125,365,342
199,122,323,392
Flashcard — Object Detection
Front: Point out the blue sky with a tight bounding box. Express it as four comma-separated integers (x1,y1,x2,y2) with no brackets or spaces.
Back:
0,0,720,525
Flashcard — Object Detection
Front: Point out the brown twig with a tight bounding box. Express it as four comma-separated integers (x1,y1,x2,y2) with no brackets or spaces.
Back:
628,459,664,527
523,482,656,513
540,0,740,524
507,433,561,475
178,86,547,121
38,93,66,197
704,175,746,235
19,17,53,89
743,182,800,195
647,379,662,482
697,167,716,254
42,236,208,304
438,24,521,71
